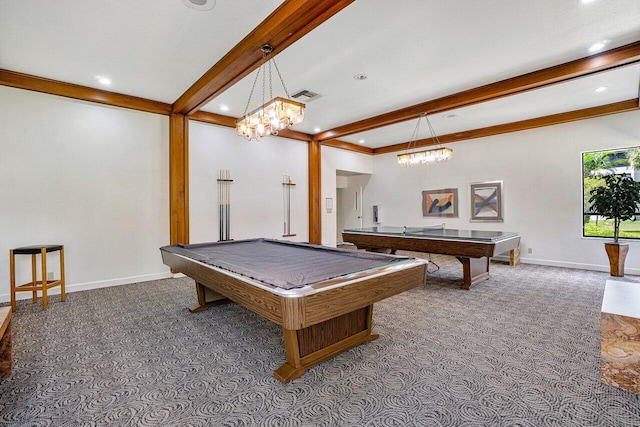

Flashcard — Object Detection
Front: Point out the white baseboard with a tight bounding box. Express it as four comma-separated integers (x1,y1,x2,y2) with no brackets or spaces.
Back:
493,255,633,275
0,271,175,304
0,258,629,305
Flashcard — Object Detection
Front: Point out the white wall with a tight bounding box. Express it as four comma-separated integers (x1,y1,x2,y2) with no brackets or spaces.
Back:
321,146,373,246
0,86,171,303
189,122,309,243
366,110,640,274
2,84,638,304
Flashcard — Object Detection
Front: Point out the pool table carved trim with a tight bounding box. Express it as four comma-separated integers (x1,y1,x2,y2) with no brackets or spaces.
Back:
161,245,427,382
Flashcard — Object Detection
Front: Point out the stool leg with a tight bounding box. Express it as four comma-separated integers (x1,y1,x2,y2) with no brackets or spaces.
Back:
41,248,48,310
31,254,37,303
9,250,16,312
60,246,66,302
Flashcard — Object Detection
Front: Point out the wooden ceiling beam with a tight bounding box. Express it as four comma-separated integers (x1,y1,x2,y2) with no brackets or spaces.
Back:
321,139,375,154
373,99,640,155
188,110,237,128
315,41,640,143
172,0,355,116
0,69,172,115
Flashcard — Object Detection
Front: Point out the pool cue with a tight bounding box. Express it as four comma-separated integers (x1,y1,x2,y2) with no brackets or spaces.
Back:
223,169,227,241
282,175,295,236
283,175,288,234
218,169,233,241
286,177,291,235
220,169,224,241
225,169,230,240
218,170,223,241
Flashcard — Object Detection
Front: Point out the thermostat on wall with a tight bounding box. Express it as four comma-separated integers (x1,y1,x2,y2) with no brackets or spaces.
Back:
373,205,382,223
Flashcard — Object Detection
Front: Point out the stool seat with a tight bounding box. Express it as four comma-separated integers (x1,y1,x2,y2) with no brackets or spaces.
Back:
13,245,64,255
9,245,66,312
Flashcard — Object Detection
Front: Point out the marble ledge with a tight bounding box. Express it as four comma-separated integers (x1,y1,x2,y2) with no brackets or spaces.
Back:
601,280,640,395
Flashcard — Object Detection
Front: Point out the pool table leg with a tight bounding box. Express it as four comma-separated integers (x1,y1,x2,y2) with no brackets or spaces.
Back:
366,247,397,255
457,256,490,289
189,282,232,313
510,246,521,266
274,305,379,383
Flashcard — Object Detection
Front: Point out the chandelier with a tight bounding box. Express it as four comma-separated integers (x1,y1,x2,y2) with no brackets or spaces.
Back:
236,44,305,141
397,113,452,166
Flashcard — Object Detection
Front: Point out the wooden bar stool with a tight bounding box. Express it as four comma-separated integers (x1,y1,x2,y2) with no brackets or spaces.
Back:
9,245,66,312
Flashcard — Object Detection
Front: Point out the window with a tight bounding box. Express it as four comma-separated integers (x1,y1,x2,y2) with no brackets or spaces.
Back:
582,147,640,239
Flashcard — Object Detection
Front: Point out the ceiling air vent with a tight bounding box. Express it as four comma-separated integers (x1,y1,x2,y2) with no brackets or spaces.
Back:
291,90,322,102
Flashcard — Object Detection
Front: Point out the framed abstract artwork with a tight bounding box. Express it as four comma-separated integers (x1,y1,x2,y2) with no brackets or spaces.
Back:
470,181,503,222
422,188,458,217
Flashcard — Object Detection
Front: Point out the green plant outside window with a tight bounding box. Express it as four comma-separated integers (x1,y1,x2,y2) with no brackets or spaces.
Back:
583,147,640,240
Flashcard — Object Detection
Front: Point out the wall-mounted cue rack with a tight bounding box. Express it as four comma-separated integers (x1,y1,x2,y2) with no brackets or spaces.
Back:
282,175,296,237
218,169,233,241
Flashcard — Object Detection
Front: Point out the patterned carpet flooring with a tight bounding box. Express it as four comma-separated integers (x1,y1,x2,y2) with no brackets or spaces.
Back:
1,254,639,426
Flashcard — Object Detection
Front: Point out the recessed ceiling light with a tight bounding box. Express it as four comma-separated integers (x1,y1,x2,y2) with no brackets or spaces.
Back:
313,127,321,133
594,86,608,92
359,139,365,144
588,40,610,53
219,104,229,112
353,74,368,81
94,75,111,85
442,113,459,119
181,0,215,11
579,0,598,3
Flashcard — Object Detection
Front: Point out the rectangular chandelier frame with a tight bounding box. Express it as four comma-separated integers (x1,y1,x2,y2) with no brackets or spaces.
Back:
397,147,453,166
236,97,305,140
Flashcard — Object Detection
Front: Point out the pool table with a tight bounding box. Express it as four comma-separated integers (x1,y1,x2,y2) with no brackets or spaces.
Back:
342,226,521,289
160,238,427,383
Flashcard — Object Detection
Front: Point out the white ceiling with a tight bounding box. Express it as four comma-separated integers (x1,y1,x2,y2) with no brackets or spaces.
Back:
1,0,639,149
343,63,640,148
0,0,283,102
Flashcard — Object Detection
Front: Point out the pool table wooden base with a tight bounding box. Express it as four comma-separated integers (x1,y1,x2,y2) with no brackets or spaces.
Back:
276,306,378,383
162,248,426,383
342,231,520,289
367,250,492,289
188,283,232,313
191,281,386,382
458,256,490,289
190,281,382,382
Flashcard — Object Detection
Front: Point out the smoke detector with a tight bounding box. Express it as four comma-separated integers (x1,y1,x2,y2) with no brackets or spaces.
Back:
182,0,216,11
291,90,322,102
